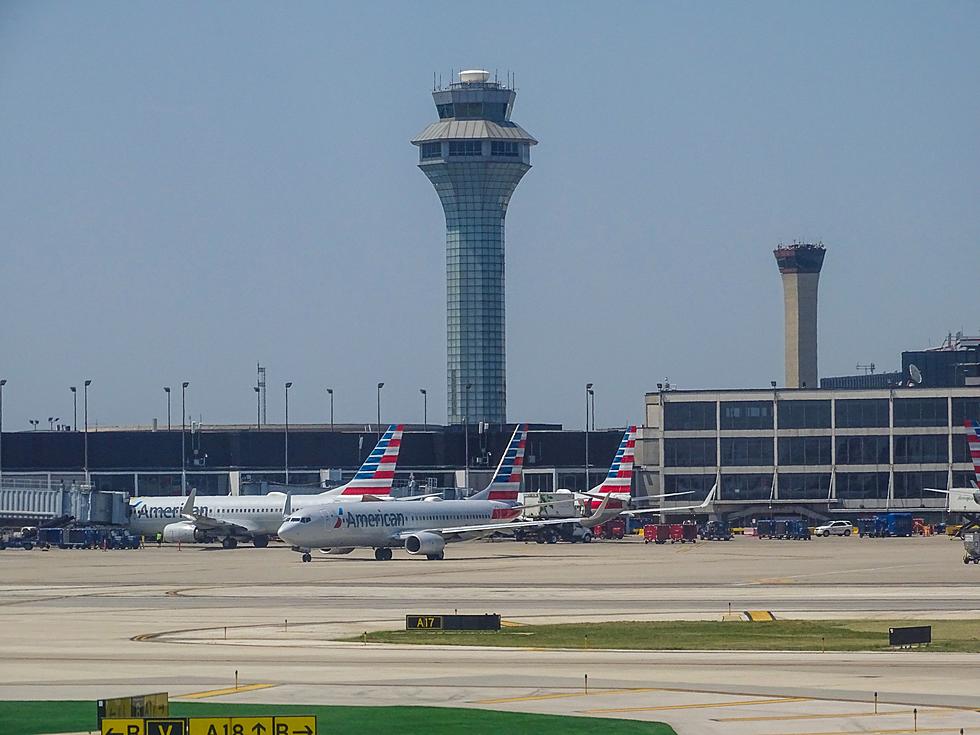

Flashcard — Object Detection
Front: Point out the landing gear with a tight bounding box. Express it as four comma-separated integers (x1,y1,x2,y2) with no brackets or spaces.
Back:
252,535,269,548
374,547,393,561
301,552,312,563
426,551,445,560
222,537,238,550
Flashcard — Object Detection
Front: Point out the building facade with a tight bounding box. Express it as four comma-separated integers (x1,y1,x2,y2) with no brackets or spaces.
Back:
638,387,980,520
412,70,537,425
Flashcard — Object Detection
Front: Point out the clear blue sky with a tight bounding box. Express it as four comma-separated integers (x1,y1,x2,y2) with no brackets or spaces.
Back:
1,1,978,430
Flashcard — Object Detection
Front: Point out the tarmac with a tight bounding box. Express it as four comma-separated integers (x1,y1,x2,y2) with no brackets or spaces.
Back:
2,534,979,734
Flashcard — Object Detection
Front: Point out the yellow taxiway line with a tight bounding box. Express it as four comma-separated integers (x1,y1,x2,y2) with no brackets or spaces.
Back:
176,683,276,699
715,707,951,722
474,687,666,705
583,696,811,714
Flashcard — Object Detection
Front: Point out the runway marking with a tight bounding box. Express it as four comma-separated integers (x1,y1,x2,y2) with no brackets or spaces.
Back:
176,683,276,699
583,696,811,714
474,687,665,704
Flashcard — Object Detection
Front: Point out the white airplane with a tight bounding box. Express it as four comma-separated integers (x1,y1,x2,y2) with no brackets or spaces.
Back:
575,425,702,512
278,425,715,561
927,420,980,523
127,425,405,548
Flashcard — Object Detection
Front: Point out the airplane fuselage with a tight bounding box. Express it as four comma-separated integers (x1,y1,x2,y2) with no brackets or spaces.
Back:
279,498,520,549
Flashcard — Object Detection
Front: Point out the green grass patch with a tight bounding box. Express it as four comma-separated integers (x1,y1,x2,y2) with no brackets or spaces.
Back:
0,700,676,735
354,619,980,653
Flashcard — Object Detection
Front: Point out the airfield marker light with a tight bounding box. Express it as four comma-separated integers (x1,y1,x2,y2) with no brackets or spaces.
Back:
584,674,588,695
913,707,917,731
874,692,878,714
235,669,239,690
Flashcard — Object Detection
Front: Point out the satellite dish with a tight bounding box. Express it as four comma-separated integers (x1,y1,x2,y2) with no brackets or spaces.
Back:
909,364,923,384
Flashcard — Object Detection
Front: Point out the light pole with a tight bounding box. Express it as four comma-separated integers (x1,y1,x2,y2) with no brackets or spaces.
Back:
181,381,189,493
420,388,427,430
585,383,593,491
0,379,6,485
326,388,334,430
590,386,596,431
253,386,261,429
284,382,293,484
163,387,171,431
30,419,39,430
83,379,92,483
376,382,384,437
464,383,472,493
48,417,60,431
69,386,77,431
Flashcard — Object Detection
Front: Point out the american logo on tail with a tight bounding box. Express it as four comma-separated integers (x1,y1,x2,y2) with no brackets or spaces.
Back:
587,425,637,510
966,419,980,487
485,423,528,501
333,424,404,497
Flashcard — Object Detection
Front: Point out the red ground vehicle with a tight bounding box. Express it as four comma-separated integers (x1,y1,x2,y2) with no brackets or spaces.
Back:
593,519,626,540
682,521,698,543
644,524,671,544
669,524,685,543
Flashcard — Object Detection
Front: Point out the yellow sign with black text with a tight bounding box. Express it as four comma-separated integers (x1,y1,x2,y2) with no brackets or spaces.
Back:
108,716,316,735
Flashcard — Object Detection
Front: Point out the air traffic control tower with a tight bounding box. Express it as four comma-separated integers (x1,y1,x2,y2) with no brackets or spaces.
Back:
412,70,537,425
774,242,827,389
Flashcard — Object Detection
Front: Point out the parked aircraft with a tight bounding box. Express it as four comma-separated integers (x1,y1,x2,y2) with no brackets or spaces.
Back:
278,423,623,561
127,425,405,547
927,420,980,528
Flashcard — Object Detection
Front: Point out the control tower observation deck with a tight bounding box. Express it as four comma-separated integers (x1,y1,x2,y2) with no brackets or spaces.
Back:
412,70,537,425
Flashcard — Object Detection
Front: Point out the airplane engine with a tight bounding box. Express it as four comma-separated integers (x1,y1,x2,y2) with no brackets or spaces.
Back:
404,532,445,555
162,522,208,543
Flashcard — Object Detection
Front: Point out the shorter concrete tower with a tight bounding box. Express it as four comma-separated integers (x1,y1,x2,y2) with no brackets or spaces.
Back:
773,242,826,388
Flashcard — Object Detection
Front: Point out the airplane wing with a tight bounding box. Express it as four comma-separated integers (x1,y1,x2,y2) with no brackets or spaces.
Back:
178,490,255,534
925,487,980,511
616,485,717,516
393,497,619,542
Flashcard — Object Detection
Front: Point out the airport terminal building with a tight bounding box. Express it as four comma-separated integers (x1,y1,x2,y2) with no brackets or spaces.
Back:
637,386,980,521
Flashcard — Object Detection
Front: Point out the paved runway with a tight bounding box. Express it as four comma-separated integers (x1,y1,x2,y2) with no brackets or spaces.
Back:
1,535,979,734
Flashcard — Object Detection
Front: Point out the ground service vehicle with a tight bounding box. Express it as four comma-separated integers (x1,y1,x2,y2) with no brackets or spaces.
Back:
964,532,980,564
593,519,626,540
858,512,914,538
699,520,732,541
815,520,853,537
757,518,811,540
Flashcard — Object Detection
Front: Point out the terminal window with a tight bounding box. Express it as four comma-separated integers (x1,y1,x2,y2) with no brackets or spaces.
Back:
663,438,716,467
835,399,889,428
836,435,890,465
836,472,889,500
778,399,831,429
663,401,716,431
778,472,831,499
778,436,831,466
893,397,948,428
720,401,774,430
893,470,949,498
721,473,772,500
893,434,948,464
721,437,774,466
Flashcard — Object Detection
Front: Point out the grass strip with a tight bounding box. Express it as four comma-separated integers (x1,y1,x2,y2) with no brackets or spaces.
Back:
353,619,980,652
0,700,677,735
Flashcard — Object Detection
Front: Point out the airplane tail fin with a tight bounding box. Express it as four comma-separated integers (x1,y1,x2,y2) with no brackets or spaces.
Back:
586,425,637,511
318,425,405,499
470,424,528,502
965,419,980,486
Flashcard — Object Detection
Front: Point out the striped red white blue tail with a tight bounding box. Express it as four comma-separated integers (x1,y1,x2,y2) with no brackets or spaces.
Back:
471,424,527,502
320,424,404,499
587,425,637,510
965,420,980,487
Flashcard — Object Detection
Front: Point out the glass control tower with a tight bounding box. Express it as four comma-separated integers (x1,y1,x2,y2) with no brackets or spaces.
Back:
412,70,537,425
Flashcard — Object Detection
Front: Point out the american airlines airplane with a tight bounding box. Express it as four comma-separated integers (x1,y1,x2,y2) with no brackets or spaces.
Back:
278,425,715,561
928,420,980,524
127,424,405,548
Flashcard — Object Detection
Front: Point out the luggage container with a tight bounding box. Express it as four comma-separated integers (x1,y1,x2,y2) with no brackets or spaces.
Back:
755,519,775,539
655,524,670,544
643,524,657,544
668,524,685,543
700,520,733,541
964,532,980,564
682,521,698,543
